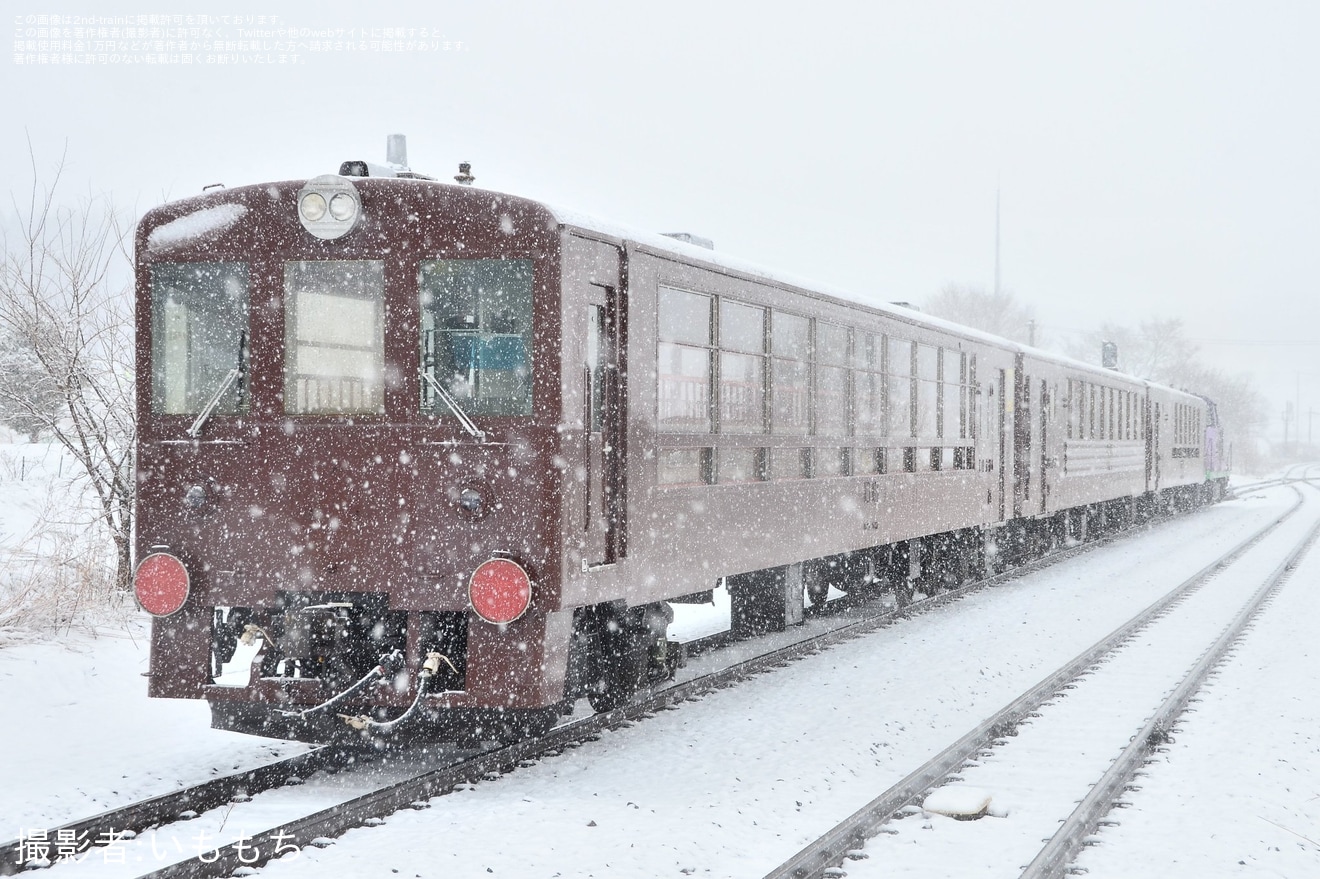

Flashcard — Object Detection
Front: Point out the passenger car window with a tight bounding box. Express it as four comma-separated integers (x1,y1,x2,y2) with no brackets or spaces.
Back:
658,287,713,432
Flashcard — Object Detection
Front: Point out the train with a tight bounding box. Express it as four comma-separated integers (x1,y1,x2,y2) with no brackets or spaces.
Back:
132,137,1231,743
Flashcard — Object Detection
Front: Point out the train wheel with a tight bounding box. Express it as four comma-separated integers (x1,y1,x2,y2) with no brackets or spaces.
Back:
894,580,914,609
584,608,647,713
586,647,644,712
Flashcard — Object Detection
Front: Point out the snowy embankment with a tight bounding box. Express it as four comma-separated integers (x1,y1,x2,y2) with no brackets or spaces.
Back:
0,441,114,640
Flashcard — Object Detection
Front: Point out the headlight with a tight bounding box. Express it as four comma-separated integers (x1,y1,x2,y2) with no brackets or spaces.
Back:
296,175,362,240
299,192,327,222
329,192,357,221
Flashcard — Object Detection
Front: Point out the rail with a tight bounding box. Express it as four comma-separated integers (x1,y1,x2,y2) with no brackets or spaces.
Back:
762,483,1309,879
1021,491,1320,878
0,747,359,876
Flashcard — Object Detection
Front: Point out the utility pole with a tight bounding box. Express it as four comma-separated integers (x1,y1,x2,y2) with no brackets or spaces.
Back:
993,182,1001,298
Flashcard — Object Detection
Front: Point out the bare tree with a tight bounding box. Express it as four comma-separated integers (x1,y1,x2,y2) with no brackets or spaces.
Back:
0,145,136,589
922,284,1038,344
0,330,63,439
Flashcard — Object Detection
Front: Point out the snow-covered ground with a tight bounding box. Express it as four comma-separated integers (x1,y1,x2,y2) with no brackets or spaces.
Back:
845,481,1320,878
4,474,1314,878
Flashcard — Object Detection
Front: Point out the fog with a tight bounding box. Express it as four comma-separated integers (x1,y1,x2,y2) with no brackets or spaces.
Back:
6,0,1319,441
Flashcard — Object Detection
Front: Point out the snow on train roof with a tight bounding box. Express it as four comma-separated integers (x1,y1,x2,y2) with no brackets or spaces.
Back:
145,202,248,252
545,202,1198,399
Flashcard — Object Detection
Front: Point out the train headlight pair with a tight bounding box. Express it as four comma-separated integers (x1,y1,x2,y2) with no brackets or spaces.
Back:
297,175,362,240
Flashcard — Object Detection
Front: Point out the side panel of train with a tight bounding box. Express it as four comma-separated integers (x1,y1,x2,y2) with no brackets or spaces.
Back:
1147,384,1225,507
1023,355,1150,514
586,243,1012,611
567,238,1228,618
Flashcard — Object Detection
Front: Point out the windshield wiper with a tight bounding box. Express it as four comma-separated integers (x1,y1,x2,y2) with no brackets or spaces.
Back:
420,369,486,442
187,333,247,439
187,368,241,438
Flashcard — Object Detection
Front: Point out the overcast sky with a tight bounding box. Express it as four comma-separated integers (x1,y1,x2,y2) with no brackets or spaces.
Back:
6,1,1319,442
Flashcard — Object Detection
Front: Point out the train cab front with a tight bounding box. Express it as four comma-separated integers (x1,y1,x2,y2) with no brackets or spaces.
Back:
132,170,575,744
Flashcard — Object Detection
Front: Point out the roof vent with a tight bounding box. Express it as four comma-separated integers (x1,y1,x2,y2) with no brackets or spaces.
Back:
661,232,714,250
338,135,436,180
386,134,409,170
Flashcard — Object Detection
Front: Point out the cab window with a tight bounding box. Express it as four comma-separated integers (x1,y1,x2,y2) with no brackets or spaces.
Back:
150,262,249,415
420,259,534,417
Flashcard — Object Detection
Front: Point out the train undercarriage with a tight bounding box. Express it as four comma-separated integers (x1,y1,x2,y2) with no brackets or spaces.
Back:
204,480,1227,745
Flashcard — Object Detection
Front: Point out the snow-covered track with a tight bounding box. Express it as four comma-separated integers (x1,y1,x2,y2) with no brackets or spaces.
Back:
762,483,1312,879
0,747,357,876
1227,461,1319,496
1019,490,1320,879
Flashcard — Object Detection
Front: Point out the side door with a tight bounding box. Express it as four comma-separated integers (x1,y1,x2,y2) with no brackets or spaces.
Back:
1038,378,1049,515
1011,357,1030,519
997,366,1013,522
583,281,627,569
1149,401,1162,493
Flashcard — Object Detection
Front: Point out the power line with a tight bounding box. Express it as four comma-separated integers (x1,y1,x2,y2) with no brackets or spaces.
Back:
1038,325,1320,346
1190,339,1320,346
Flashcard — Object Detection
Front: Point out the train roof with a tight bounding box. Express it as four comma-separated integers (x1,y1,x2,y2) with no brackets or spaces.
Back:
544,201,1201,401
136,174,1203,404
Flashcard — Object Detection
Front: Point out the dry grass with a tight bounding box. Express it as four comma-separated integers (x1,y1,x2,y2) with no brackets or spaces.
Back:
0,451,128,644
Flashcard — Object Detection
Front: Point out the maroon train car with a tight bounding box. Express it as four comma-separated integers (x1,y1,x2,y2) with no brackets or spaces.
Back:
133,142,1228,743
